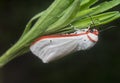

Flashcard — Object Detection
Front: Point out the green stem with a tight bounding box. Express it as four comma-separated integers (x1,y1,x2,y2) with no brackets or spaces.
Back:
0,36,31,67
0,43,22,67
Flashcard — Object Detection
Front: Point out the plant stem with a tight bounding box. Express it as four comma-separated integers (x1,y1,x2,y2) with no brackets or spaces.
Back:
0,36,30,67
0,43,22,67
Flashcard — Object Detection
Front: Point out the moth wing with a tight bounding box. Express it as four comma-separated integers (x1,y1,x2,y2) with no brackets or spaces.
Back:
30,39,51,56
30,37,79,63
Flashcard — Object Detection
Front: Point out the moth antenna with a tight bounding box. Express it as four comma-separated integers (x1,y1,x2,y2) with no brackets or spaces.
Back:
99,26,117,32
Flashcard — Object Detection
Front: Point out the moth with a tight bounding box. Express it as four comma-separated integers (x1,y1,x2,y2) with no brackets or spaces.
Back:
30,28,99,63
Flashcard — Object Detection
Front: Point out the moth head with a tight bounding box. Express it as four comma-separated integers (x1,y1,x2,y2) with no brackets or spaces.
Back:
86,29,99,43
87,29,99,35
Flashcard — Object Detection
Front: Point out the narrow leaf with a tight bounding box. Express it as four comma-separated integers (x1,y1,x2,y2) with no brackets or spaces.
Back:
20,11,44,39
75,7,98,19
91,0,120,15
72,11,120,29
80,0,98,10
80,0,90,6
46,0,81,34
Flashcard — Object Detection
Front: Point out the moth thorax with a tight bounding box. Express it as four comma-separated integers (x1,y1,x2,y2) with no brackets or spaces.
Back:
87,33,98,42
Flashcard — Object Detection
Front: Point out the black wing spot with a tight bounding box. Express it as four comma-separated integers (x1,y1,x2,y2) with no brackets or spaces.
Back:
50,40,52,43
84,39,86,41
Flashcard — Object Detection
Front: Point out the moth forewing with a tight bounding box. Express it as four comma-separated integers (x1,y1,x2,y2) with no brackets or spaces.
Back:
30,29,99,63
30,37,79,63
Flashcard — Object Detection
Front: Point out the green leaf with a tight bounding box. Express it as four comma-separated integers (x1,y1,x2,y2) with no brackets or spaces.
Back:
91,0,120,15
80,0,90,6
72,11,120,29
46,0,81,34
24,0,74,40
80,0,98,10
20,11,44,39
75,7,98,19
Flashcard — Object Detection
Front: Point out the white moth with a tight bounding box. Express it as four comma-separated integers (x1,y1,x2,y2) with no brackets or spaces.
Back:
30,28,99,63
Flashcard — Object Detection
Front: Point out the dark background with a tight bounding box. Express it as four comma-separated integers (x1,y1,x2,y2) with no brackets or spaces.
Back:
0,0,120,83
